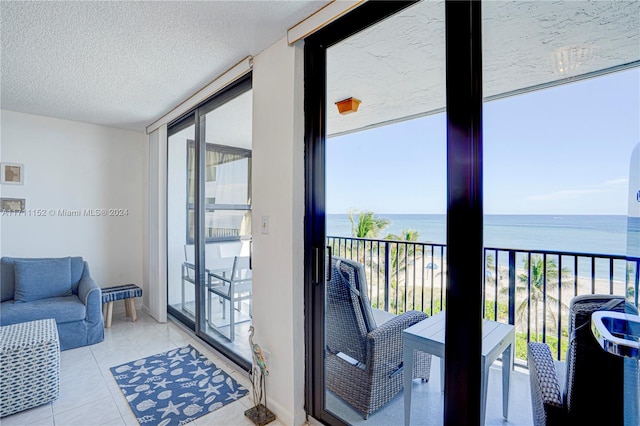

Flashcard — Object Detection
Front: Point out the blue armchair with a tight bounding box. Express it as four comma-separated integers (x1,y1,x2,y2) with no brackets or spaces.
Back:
0,256,104,350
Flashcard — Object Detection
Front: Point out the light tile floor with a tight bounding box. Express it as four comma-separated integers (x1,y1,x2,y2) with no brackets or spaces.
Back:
1,311,282,426
2,310,536,426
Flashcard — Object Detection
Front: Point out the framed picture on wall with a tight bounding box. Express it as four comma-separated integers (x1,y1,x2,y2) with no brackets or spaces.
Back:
0,163,24,184
1,198,25,212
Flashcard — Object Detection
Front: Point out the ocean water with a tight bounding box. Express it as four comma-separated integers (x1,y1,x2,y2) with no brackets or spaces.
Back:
326,214,639,257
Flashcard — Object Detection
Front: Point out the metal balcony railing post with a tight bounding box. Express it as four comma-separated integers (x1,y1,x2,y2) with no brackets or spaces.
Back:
542,253,547,343
384,241,390,312
508,251,516,326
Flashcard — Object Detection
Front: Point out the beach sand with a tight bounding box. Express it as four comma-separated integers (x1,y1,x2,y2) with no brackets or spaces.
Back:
363,261,631,336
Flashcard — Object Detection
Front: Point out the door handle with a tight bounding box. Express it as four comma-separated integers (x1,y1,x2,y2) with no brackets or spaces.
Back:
314,246,333,284
313,247,319,284
326,245,332,281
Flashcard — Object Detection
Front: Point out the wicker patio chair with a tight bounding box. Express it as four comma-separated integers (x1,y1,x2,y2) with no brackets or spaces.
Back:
527,294,638,426
325,256,432,419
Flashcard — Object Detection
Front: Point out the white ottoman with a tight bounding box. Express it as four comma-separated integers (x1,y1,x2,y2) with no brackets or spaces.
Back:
0,318,60,417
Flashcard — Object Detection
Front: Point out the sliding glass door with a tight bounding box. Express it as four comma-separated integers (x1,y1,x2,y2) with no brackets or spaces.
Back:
304,2,457,424
167,75,253,368
306,1,639,425
321,1,447,424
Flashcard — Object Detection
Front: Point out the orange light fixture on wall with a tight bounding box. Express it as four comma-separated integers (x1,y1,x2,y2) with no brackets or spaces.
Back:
335,97,361,114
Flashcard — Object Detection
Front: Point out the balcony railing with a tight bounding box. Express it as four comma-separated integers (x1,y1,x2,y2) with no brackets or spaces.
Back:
327,235,640,363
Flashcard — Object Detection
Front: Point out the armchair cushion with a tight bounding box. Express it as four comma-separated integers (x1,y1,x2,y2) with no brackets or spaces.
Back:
14,258,72,303
1,256,83,302
0,296,86,324
334,258,377,333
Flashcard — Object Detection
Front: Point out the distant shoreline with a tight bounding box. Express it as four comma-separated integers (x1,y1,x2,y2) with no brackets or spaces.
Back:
327,214,638,282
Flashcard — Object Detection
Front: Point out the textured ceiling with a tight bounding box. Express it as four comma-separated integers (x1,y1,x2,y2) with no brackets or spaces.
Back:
2,1,638,136
0,0,328,132
327,0,640,136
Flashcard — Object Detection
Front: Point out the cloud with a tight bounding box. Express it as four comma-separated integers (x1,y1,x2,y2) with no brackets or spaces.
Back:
526,188,598,202
601,177,628,187
525,177,629,202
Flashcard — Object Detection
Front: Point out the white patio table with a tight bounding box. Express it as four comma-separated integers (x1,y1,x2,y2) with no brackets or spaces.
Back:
403,311,515,425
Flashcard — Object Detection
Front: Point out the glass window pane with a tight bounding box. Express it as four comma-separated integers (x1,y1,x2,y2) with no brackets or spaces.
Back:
482,1,639,424
167,122,196,320
325,1,446,423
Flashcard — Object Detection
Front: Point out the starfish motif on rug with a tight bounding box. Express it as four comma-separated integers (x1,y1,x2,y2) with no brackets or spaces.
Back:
153,378,173,389
132,364,152,376
199,383,223,397
157,400,185,419
189,366,211,379
168,353,186,363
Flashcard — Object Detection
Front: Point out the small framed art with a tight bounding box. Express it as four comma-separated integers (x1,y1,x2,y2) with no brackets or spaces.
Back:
1,198,25,212
0,163,24,185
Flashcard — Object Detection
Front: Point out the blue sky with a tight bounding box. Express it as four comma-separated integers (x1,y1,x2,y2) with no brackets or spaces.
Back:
327,67,640,215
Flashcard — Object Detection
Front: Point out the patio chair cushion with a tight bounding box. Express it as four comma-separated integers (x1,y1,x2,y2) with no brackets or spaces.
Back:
334,258,377,332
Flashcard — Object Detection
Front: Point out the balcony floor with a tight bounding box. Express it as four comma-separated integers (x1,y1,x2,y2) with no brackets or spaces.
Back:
326,357,534,425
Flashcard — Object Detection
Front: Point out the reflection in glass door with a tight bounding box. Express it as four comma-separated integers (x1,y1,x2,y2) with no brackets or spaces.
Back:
200,87,253,362
167,76,253,368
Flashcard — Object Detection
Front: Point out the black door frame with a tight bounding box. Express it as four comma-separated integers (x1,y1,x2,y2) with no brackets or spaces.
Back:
303,1,484,424
166,74,253,372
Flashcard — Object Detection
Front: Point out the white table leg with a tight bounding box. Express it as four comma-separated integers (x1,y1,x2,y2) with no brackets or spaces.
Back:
440,357,445,392
502,342,513,419
404,345,414,426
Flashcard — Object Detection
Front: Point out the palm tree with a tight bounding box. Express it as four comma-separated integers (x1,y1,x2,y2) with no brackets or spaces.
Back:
349,209,390,239
340,210,390,295
512,254,570,341
384,229,421,312
484,252,497,286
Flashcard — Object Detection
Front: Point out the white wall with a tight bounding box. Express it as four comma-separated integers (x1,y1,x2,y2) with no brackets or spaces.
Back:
0,110,147,297
251,36,306,426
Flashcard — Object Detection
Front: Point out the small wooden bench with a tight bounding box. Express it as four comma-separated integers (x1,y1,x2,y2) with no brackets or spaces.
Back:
101,284,142,328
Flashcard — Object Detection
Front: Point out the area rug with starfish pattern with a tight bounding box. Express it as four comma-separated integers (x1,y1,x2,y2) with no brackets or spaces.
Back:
110,345,248,426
